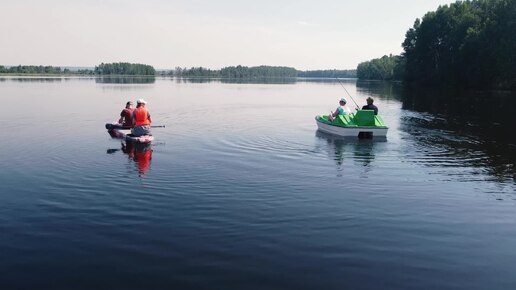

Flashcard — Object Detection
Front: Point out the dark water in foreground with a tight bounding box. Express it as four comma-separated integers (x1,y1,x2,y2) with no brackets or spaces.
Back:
0,77,515,290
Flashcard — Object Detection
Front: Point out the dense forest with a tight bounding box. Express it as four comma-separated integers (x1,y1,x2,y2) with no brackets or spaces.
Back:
403,0,515,88
94,62,155,75
357,55,404,81
358,0,516,89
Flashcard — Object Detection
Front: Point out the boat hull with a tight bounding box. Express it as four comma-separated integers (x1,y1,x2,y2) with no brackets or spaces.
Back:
315,116,388,137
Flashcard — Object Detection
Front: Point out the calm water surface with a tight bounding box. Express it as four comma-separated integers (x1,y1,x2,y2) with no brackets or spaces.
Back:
0,77,515,289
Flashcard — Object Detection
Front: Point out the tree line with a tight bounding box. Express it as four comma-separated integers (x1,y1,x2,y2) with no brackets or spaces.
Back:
0,65,69,74
167,65,297,78
94,62,155,75
2,63,356,79
165,66,355,78
358,0,516,89
357,55,404,81
0,63,154,76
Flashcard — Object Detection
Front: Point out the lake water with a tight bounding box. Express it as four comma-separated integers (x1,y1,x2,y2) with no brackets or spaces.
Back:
1,77,515,290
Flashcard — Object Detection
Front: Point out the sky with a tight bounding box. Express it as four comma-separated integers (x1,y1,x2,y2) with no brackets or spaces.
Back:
0,0,457,70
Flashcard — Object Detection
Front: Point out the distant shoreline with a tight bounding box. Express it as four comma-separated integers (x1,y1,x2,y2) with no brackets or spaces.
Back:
0,73,359,80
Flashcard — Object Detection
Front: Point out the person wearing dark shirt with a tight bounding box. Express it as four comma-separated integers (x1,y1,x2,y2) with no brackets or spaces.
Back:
362,97,378,115
119,101,135,127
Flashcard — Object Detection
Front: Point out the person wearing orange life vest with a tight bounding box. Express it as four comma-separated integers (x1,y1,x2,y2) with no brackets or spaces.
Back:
131,99,152,137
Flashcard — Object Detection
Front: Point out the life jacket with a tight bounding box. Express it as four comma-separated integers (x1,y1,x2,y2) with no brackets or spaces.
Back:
134,107,151,126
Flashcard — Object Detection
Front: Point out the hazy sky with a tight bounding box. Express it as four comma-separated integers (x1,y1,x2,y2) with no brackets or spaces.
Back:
1,0,456,70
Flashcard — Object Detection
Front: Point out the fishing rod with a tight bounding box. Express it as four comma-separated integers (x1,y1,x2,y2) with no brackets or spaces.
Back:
334,77,360,110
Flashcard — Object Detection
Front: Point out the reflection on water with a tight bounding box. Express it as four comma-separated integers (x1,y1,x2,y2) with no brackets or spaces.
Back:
402,87,516,181
400,112,515,182
1,76,158,84
0,76,66,82
173,77,297,84
0,75,360,85
107,141,153,176
298,77,357,84
354,82,516,182
221,77,296,84
172,77,362,85
316,131,385,169
96,76,156,84
356,80,404,101
402,87,515,140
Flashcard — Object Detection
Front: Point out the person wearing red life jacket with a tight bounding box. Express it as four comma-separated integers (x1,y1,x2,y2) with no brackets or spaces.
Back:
132,99,152,137
118,101,134,127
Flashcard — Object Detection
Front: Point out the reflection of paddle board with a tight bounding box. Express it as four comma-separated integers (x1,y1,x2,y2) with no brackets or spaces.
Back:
315,110,388,138
106,123,154,143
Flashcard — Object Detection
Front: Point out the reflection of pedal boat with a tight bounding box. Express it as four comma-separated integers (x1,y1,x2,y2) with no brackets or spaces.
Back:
105,123,154,143
315,110,388,137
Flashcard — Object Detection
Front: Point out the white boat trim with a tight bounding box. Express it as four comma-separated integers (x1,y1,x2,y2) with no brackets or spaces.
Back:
315,116,388,137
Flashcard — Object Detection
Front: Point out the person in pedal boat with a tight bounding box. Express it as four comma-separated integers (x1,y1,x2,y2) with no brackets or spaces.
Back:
362,97,378,115
132,99,152,137
328,98,351,122
119,101,135,127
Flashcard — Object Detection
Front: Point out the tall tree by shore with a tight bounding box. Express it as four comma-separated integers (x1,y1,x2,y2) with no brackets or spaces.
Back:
402,0,516,89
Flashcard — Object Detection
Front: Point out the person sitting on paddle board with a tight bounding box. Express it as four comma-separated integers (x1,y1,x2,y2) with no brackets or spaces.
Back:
328,98,351,122
362,97,378,115
119,101,135,127
132,99,152,137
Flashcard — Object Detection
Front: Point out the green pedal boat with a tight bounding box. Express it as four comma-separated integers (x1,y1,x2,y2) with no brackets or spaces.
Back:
315,110,388,137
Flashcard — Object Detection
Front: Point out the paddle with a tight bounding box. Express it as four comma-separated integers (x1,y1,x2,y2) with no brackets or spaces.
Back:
151,125,165,128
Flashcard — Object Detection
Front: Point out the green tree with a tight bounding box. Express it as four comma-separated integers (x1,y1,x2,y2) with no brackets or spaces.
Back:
94,62,155,76
357,54,403,81
401,0,516,89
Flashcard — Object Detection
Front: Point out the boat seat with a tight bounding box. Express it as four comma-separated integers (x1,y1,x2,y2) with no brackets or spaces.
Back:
354,110,376,126
374,115,386,127
338,114,356,126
